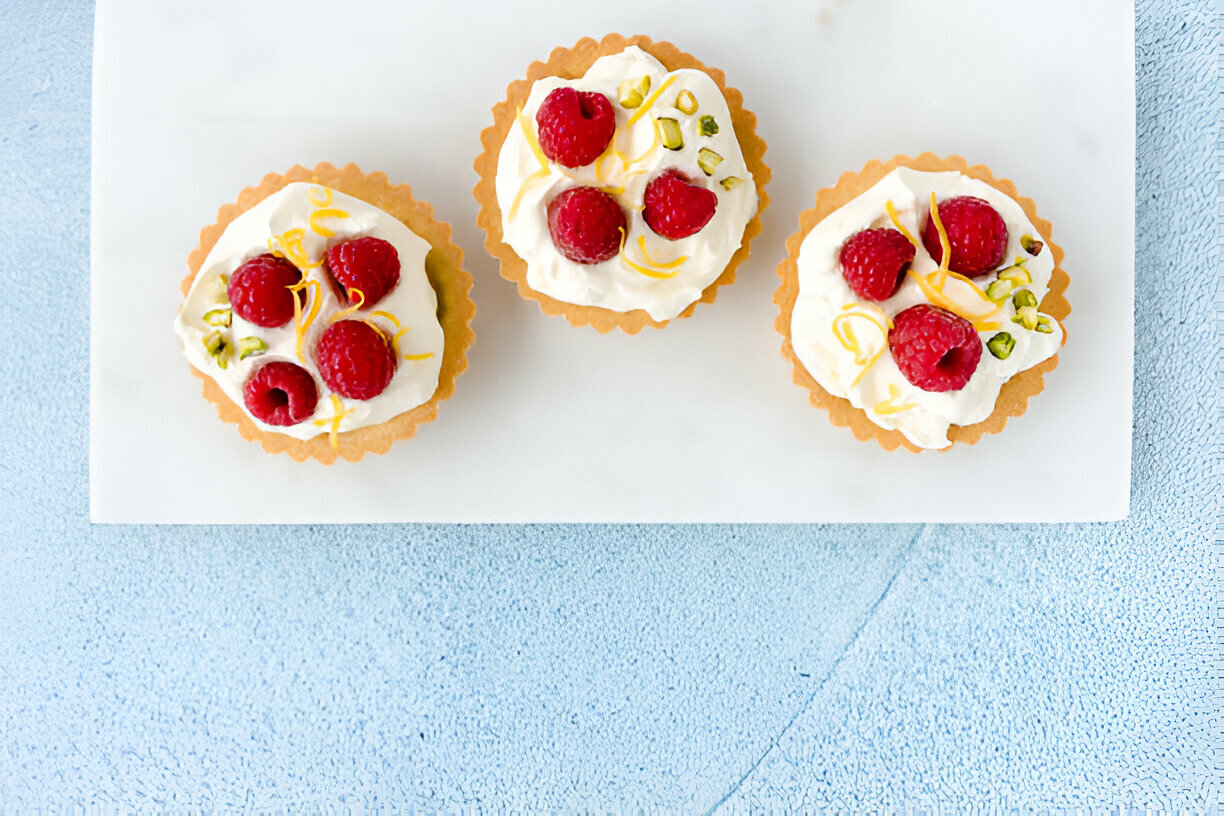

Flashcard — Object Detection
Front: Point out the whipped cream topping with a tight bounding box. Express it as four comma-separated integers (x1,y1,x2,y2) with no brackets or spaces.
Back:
495,46,757,321
174,182,444,441
790,168,1063,449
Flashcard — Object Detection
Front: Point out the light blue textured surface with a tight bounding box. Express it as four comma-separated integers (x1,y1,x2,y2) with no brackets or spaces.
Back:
0,0,1219,810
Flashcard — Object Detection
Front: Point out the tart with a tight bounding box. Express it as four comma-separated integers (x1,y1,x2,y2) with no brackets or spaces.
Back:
775,153,1069,451
174,162,475,463
474,34,770,333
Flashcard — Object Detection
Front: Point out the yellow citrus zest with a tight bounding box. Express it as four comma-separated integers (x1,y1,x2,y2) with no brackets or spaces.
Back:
309,207,350,238
928,191,952,286
289,278,322,363
517,106,549,171
509,168,550,221
313,393,354,450
616,118,661,172
884,200,921,251
328,288,365,323
628,74,677,126
390,326,411,357
636,235,687,269
873,383,917,416
369,310,401,329
308,186,333,207
832,310,890,386
268,228,321,269
617,228,683,279
840,301,894,329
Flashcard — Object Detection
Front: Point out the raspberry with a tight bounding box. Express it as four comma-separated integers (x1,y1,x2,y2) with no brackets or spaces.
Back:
228,254,302,328
642,169,718,240
888,304,982,392
921,196,1008,277
325,236,400,307
546,187,627,264
839,228,916,301
314,319,397,400
243,361,319,426
535,87,616,168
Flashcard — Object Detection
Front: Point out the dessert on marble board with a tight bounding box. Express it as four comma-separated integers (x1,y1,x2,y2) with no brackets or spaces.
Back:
474,34,771,333
174,163,476,463
775,153,1070,451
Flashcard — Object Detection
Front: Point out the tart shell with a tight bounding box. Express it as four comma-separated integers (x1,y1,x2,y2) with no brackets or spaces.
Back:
180,162,477,464
473,33,771,334
774,152,1070,452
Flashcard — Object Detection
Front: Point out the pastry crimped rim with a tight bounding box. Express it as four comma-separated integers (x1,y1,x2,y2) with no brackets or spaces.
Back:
774,153,1071,453
180,162,477,464
473,33,771,334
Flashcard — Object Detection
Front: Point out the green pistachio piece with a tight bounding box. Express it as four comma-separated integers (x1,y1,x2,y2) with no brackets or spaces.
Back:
202,331,230,369
208,273,230,302
986,331,1016,360
698,115,719,136
697,147,723,176
1012,289,1038,310
1011,305,1039,330
202,306,232,328
1035,315,1055,334
997,265,1033,286
617,75,650,109
719,176,745,191
237,336,268,360
984,279,1014,301
658,117,684,150
1020,234,1045,256
674,89,698,115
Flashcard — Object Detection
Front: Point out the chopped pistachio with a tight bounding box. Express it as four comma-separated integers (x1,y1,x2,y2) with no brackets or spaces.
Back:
719,176,745,191
202,306,232,328
1035,315,1055,334
237,336,268,360
997,265,1033,286
202,331,230,369
697,148,723,176
1020,234,1045,256
617,75,650,109
1011,289,1038,310
984,279,1014,301
208,273,230,302
1011,305,1039,330
698,115,719,136
674,89,698,115
658,117,684,150
986,331,1016,360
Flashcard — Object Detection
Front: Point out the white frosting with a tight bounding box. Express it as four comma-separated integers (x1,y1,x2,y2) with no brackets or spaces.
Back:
495,46,757,321
173,182,444,440
791,168,1063,449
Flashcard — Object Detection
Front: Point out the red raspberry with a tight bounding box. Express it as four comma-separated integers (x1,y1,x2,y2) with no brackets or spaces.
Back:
243,361,319,426
921,196,1008,277
535,87,616,168
642,169,718,240
314,319,397,400
839,228,916,301
546,187,627,264
325,236,400,308
228,254,302,328
888,304,982,392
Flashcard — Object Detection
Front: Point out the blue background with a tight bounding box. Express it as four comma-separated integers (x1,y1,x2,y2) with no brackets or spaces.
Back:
0,0,1219,810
